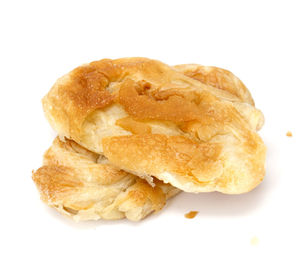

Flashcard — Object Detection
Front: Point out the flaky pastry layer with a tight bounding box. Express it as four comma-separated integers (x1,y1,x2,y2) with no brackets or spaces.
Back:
32,138,179,221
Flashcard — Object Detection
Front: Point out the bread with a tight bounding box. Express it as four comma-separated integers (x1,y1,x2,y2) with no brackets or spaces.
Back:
42,58,266,194
32,137,179,221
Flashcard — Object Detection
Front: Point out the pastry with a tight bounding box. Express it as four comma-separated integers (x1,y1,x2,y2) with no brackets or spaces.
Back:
42,58,266,194
174,64,255,105
32,137,179,221
174,64,264,131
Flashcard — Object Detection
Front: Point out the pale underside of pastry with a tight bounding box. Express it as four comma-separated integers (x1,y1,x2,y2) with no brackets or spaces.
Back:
42,58,266,194
32,137,179,221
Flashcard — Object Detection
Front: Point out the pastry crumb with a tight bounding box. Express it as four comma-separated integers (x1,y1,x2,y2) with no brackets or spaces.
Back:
251,236,259,246
184,211,198,219
286,131,293,137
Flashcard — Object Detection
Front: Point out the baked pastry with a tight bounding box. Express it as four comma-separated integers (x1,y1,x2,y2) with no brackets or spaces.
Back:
174,64,264,131
42,58,266,194
174,64,255,105
32,137,179,221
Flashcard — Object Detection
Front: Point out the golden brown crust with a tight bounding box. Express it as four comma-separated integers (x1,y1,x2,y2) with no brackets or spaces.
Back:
103,134,222,185
32,138,179,221
174,64,255,105
42,63,114,141
102,132,265,194
42,58,266,194
33,166,83,203
116,117,152,134
174,64,264,130
118,78,203,123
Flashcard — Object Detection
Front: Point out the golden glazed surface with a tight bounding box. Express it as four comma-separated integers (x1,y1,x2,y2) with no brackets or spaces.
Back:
42,58,266,194
32,138,179,221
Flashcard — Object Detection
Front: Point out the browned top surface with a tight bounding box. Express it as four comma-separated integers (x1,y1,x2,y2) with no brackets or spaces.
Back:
43,58,245,141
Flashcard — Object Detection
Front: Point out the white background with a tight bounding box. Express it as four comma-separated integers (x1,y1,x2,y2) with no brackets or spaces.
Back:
1,0,300,262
